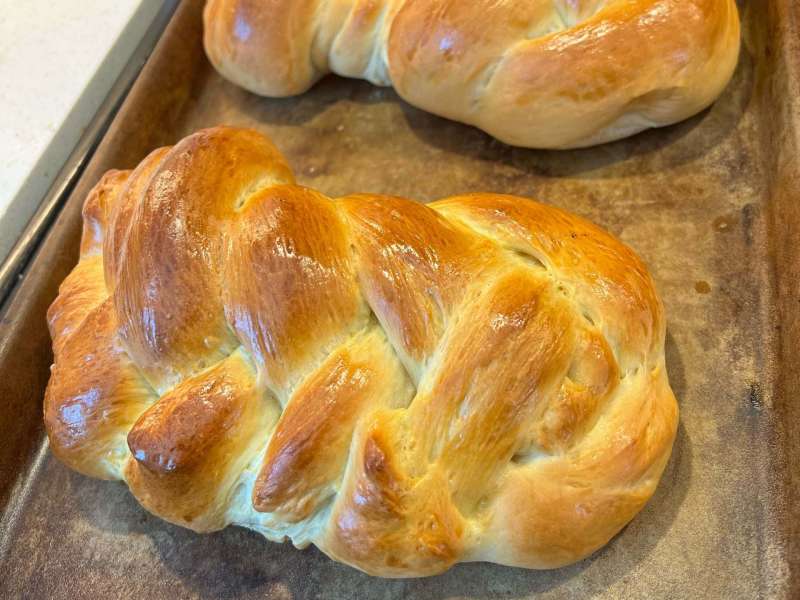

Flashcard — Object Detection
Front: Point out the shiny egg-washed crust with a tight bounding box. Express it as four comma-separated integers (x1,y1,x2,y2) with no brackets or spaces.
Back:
202,0,740,149
45,127,678,576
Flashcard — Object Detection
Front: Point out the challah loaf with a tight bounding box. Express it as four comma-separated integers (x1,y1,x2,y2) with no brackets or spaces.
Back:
202,0,740,149
45,127,678,576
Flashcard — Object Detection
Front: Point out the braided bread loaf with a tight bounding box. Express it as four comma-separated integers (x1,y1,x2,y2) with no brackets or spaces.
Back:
45,127,677,576
202,0,740,149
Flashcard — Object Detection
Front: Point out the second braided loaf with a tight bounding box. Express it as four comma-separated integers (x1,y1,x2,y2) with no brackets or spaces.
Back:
203,0,740,148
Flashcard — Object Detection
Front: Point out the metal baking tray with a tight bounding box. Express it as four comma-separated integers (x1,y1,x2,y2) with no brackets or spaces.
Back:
1,0,797,597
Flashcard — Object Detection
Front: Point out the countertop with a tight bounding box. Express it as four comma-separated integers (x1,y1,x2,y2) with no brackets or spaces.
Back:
0,1,163,263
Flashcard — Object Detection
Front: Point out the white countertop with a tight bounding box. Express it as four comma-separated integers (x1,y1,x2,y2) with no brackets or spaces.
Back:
0,0,164,263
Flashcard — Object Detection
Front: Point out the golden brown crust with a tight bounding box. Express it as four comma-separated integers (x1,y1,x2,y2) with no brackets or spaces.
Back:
103,147,170,291
485,363,677,568
125,351,273,531
45,169,155,480
223,184,366,393
202,0,740,148
45,126,678,576
252,329,413,521
340,193,490,374
112,128,294,392
203,0,322,96
323,412,466,576
80,169,131,257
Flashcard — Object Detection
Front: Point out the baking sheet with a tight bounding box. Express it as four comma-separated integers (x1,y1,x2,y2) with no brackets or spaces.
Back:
1,0,797,597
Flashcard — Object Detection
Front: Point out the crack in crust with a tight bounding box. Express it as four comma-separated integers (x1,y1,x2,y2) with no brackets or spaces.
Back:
202,0,740,148
44,126,678,576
